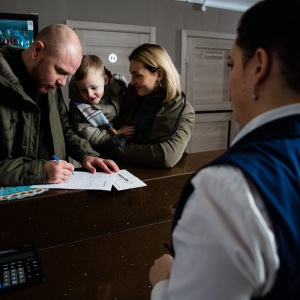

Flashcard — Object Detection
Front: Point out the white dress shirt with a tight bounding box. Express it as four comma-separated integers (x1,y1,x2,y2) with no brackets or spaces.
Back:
151,103,300,300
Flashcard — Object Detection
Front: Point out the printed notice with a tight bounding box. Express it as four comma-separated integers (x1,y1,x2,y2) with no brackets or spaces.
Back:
113,169,146,191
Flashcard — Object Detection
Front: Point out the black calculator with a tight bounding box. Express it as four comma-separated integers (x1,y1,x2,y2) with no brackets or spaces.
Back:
0,244,45,293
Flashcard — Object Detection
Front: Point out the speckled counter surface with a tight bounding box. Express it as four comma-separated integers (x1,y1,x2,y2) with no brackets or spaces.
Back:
0,150,225,300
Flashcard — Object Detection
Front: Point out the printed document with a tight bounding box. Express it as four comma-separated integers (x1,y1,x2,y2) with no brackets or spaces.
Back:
113,169,146,191
30,170,146,191
31,171,116,191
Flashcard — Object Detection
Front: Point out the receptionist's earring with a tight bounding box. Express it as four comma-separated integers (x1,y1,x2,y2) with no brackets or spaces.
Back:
251,86,259,101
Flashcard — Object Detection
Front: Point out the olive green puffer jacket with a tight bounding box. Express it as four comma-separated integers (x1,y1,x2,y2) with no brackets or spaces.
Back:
0,44,99,186
113,84,195,168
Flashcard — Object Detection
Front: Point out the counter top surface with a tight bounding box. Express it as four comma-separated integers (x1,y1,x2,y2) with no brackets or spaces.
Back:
0,150,226,299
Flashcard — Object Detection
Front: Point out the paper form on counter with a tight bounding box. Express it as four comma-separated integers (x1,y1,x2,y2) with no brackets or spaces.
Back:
30,171,116,191
112,169,146,191
30,170,146,191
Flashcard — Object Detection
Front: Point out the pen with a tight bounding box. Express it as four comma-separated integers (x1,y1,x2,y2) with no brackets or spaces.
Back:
52,155,60,162
52,155,74,175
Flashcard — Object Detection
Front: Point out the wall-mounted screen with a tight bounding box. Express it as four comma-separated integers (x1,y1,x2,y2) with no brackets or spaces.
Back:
0,12,39,48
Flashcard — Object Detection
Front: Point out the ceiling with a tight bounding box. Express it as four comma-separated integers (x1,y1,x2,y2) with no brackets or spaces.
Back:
176,0,261,11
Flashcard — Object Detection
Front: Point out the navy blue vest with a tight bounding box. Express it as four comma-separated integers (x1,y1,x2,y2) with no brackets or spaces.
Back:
172,114,300,299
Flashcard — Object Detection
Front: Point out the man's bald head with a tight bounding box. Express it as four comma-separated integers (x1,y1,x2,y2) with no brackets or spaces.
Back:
22,24,83,93
34,24,82,57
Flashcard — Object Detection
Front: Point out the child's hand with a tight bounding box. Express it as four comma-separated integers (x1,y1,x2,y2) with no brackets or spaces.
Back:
109,127,119,135
118,125,135,139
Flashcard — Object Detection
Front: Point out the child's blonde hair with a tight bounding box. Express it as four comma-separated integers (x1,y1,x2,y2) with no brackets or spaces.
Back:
74,55,105,81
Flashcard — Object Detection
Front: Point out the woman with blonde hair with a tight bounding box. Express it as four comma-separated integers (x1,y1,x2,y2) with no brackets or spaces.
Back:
111,43,195,168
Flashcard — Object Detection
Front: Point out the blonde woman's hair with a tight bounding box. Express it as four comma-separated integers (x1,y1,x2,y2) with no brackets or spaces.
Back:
129,43,182,103
74,55,105,81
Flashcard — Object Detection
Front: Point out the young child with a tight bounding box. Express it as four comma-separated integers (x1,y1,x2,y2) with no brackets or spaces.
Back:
69,55,132,151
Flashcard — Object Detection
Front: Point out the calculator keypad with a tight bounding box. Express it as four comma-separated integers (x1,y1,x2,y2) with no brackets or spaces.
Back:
1,257,42,290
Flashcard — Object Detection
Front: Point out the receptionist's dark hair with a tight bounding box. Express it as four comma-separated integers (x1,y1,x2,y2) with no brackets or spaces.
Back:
236,0,300,93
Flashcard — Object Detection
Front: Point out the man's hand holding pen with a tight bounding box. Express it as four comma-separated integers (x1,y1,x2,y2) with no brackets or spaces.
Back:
44,157,74,184
44,155,119,184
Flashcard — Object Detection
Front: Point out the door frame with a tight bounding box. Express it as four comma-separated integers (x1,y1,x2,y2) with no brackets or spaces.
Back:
66,20,156,44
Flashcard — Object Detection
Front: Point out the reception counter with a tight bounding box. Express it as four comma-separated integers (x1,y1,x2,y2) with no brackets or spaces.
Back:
0,150,225,300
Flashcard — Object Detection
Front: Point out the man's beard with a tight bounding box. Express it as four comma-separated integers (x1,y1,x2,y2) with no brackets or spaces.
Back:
31,65,55,94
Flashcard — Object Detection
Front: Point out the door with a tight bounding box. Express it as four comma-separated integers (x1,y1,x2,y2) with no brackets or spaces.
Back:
181,30,237,153
66,20,156,83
